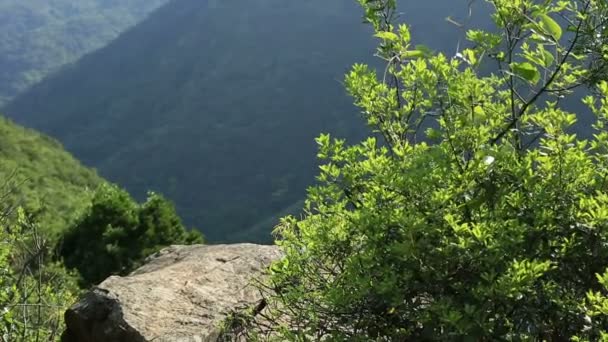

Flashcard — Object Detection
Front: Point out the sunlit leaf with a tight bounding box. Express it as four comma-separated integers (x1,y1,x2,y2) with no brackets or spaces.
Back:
403,50,424,58
539,14,562,41
542,49,555,67
511,62,540,83
374,31,398,41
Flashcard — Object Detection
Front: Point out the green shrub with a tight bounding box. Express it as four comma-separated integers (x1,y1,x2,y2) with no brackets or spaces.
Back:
59,184,203,286
261,0,608,340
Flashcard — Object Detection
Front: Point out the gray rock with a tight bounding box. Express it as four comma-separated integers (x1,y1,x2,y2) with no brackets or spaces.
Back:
62,243,281,342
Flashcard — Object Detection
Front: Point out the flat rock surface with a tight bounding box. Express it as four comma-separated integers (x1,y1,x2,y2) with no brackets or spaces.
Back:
62,243,281,342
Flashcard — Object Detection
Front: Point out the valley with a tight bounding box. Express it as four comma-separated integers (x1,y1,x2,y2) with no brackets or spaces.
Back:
3,0,493,242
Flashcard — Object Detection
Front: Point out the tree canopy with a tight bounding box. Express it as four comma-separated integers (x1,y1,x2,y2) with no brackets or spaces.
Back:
59,184,203,286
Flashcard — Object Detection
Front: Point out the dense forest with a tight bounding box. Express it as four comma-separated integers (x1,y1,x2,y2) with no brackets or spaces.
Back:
0,0,168,105
3,0,494,242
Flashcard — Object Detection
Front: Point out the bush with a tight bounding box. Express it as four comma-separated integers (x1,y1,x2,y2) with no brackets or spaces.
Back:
59,184,203,286
260,0,608,340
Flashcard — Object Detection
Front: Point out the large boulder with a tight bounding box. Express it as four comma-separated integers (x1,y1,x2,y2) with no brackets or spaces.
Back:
62,243,281,342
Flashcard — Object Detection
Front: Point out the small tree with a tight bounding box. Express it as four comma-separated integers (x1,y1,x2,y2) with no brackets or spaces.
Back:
138,192,204,258
260,0,608,340
59,184,203,286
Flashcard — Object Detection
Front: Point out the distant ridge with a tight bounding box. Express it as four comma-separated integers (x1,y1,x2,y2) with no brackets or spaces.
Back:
0,0,169,105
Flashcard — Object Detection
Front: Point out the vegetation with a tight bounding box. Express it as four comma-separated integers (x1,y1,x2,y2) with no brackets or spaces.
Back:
0,0,168,105
0,185,80,341
0,114,202,338
256,0,608,340
2,0,482,242
0,115,103,236
59,184,203,287
3,0,608,339
0,112,202,291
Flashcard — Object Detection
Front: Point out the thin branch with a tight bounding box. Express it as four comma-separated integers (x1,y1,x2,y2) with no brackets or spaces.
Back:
491,0,591,145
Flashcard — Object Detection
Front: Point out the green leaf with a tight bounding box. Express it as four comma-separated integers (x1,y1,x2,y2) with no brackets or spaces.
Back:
414,44,433,56
539,14,562,41
403,50,424,59
473,105,485,116
511,62,540,83
374,31,398,42
462,49,477,65
398,24,411,42
542,49,555,67
425,127,442,140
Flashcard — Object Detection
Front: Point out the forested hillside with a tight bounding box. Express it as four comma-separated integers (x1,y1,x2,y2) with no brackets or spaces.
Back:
4,0,493,242
0,115,202,339
0,0,168,105
0,115,102,234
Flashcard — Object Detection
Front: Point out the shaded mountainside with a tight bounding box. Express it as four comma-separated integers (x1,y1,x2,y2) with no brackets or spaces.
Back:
4,0,492,242
0,115,103,235
0,0,168,105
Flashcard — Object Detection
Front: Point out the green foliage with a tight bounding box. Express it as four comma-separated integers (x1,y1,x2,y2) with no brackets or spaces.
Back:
0,115,103,236
0,207,79,341
260,0,608,340
59,184,203,286
572,270,608,341
0,0,168,105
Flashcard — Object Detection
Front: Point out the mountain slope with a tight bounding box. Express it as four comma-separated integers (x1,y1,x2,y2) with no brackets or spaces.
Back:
0,0,169,105
4,0,492,242
0,115,103,234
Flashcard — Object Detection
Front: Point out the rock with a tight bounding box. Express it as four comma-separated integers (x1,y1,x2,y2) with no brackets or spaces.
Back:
62,243,281,342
